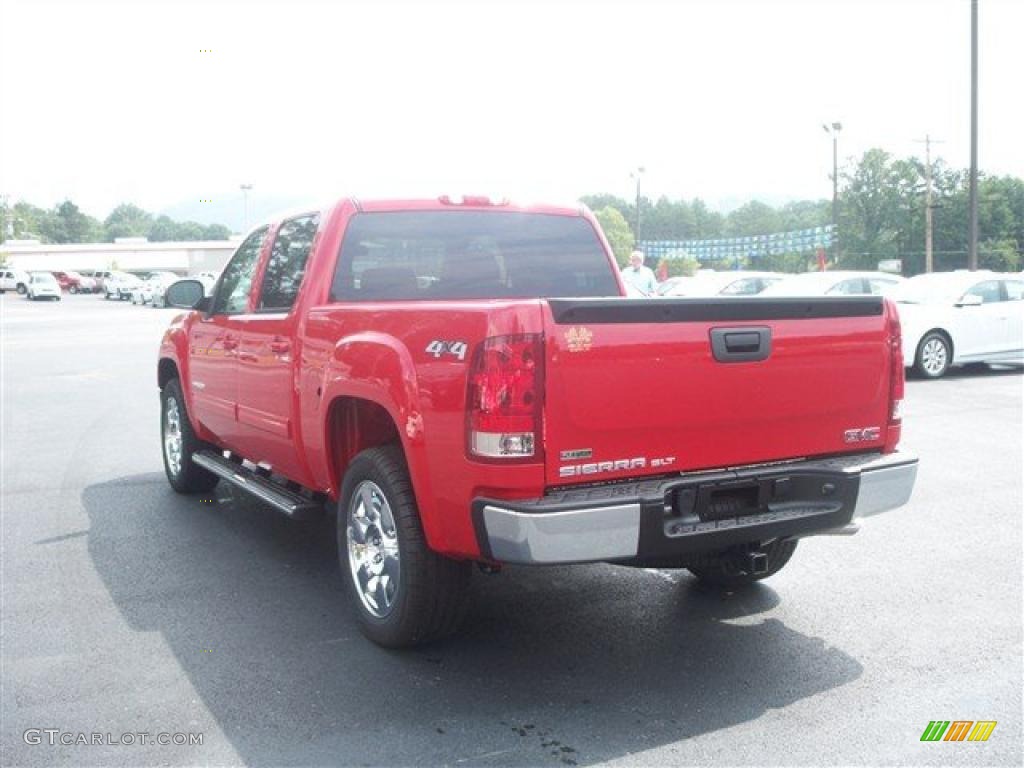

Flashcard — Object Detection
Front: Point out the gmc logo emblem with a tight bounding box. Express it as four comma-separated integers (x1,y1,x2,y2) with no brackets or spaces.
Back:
844,426,881,443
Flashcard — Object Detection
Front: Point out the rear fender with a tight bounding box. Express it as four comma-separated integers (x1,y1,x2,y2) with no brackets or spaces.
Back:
321,333,443,549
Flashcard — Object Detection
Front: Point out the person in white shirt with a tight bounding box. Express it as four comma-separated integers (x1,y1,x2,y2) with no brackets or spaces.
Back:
621,249,658,295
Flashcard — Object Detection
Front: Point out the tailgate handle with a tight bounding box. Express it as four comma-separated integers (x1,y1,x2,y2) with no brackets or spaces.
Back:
710,326,771,363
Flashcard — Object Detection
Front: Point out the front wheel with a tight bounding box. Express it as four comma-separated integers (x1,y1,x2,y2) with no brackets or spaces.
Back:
160,378,219,493
16,283,26,295
339,445,472,647
688,539,797,587
69,285,78,294
915,332,951,378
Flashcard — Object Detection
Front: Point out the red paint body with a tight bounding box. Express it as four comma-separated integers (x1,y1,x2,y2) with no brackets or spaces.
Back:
159,197,903,560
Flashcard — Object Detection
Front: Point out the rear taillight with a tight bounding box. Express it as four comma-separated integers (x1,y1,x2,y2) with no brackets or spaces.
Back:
884,300,904,452
467,334,544,459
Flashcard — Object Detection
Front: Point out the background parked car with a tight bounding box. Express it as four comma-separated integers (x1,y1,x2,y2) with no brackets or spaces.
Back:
0,268,30,294
130,271,180,305
52,270,98,294
82,270,114,293
104,271,143,301
25,271,62,301
759,270,905,297
894,271,1024,378
658,270,783,297
152,273,216,307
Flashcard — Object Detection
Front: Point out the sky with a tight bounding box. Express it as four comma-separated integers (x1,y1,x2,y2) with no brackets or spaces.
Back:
1,0,1021,225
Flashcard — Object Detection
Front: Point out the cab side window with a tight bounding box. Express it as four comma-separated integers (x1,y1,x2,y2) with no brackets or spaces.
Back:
258,213,320,311
1004,280,1023,301
212,227,268,314
964,280,1001,304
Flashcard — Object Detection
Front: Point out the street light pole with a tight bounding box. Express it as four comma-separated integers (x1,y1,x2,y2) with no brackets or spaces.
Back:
967,0,979,271
240,183,253,233
631,167,645,244
823,122,842,260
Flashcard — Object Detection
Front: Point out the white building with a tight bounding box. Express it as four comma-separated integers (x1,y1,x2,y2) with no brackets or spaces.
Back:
0,237,240,275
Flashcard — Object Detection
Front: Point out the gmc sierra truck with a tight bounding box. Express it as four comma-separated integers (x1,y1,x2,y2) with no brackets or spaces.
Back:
158,195,918,647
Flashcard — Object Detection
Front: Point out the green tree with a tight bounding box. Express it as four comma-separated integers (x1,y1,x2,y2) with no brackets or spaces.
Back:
148,215,179,241
724,200,782,237
593,206,635,267
838,149,922,269
39,200,102,243
174,220,206,241
104,203,153,240
202,223,232,240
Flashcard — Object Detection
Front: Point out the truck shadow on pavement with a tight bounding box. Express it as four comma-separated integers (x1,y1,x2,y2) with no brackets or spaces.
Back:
84,474,863,767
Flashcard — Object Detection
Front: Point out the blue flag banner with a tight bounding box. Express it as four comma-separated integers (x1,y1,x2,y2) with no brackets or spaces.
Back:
640,225,834,262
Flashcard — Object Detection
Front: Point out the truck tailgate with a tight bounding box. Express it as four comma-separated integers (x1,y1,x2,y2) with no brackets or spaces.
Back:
543,297,895,486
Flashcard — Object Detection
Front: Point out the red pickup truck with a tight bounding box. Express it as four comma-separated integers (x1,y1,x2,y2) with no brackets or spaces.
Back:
158,196,918,647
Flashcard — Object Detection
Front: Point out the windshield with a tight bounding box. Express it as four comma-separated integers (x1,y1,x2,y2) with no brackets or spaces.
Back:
31,273,57,284
331,211,619,301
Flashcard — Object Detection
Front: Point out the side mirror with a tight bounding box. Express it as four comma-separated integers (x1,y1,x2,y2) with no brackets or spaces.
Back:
165,279,207,309
955,294,983,307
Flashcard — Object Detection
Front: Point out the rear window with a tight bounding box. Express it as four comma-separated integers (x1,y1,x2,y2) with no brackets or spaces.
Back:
330,211,619,301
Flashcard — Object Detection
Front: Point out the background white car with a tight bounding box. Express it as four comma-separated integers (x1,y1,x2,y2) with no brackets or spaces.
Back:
130,272,180,305
104,271,143,301
658,270,782,297
152,273,217,307
759,270,905,297
0,268,30,294
894,271,1024,378
25,271,62,301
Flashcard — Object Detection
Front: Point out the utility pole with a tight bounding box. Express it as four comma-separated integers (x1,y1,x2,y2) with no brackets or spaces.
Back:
968,0,979,271
630,167,645,245
240,183,253,233
914,135,945,273
823,122,842,259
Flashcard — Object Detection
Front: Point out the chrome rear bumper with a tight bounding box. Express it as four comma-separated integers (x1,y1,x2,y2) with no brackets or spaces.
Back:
475,450,918,565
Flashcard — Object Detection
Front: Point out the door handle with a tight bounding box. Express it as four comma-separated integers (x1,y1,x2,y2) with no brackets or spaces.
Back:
269,339,290,354
710,326,772,363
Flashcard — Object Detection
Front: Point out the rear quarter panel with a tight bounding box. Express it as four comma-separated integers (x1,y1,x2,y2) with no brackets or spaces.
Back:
302,301,547,557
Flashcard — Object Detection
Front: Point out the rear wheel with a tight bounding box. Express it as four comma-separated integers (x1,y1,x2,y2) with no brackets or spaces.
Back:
915,332,951,379
688,539,797,587
339,445,472,647
69,285,78,294
160,378,219,493
16,283,26,295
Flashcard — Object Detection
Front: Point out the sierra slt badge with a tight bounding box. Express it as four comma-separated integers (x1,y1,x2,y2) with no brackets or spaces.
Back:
559,455,676,478
844,426,881,443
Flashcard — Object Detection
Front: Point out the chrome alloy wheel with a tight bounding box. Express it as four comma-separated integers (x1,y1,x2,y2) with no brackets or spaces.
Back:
347,481,401,618
921,337,948,376
163,396,184,476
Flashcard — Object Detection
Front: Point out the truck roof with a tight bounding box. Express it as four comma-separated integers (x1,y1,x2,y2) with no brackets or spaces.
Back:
264,196,587,224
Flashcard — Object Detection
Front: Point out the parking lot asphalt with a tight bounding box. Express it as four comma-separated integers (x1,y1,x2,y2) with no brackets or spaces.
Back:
1,293,1021,767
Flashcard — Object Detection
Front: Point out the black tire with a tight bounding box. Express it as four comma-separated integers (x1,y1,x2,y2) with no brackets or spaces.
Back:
160,378,219,494
16,283,26,295
69,285,78,294
338,445,472,647
914,331,951,379
688,539,797,588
